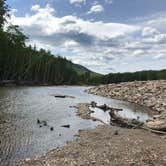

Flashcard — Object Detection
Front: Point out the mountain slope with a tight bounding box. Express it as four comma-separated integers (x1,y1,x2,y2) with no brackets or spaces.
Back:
72,63,102,77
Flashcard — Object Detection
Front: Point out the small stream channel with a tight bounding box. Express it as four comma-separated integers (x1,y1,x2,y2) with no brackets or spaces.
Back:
90,105,149,124
0,86,151,166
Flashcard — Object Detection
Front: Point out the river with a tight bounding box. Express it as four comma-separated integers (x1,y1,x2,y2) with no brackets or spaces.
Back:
0,86,150,166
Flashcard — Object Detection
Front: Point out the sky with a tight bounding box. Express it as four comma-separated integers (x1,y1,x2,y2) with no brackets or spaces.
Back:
6,0,166,74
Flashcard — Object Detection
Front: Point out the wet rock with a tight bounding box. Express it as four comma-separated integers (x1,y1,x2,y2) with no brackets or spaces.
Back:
91,101,97,107
37,119,40,124
37,119,48,126
50,127,54,131
43,121,47,126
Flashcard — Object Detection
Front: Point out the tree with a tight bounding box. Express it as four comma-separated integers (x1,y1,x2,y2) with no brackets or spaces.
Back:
0,0,9,29
6,25,28,48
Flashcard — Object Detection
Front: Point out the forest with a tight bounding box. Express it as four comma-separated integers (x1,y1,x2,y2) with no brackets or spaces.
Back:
0,0,99,85
102,69,166,84
0,0,165,86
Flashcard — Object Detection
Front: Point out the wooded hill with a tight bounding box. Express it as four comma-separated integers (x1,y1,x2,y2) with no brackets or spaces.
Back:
0,25,99,85
0,0,100,85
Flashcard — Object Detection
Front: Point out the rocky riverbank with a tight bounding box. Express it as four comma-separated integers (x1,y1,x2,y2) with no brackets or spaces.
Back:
87,80,166,113
19,82,166,165
87,80,166,133
20,102,166,166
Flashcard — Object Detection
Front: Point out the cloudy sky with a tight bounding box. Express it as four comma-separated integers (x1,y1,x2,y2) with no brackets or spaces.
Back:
6,0,166,74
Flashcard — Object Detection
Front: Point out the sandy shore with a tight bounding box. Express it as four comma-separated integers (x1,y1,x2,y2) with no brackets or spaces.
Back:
20,102,166,166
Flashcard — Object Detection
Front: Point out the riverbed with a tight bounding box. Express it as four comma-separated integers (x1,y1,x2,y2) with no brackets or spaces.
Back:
0,86,150,166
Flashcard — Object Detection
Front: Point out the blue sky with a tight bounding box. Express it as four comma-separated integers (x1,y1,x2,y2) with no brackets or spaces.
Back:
6,0,166,74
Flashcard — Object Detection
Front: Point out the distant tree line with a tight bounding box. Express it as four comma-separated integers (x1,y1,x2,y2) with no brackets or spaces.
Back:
102,69,166,84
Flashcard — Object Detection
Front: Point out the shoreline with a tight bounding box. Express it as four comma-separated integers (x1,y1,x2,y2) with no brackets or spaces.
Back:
20,99,166,165
20,125,166,166
18,81,166,165
86,80,166,113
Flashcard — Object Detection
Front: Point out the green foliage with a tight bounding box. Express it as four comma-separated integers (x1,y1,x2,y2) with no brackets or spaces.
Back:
103,70,166,84
0,0,9,29
6,25,28,47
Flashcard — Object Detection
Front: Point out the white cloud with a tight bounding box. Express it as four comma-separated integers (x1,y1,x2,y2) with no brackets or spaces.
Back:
133,50,144,57
8,4,166,74
87,4,104,14
142,27,159,37
153,54,166,60
69,0,85,5
10,5,138,39
63,40,79,48
31,4,40,11
142,33,166,44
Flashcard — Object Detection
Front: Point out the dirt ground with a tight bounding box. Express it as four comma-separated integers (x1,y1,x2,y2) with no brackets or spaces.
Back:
19,125,166,166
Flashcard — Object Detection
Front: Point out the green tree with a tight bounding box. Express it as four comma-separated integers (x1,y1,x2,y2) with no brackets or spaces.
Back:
0,0,9,29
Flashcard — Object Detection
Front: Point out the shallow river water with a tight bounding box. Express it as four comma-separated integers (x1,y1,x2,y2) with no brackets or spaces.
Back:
0,86,150,166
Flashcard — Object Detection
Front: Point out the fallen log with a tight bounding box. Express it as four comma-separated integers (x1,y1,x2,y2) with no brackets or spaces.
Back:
94,103,123,112
61,124,70,128
109,110,143,128
50,94,75,99
146,119,166,132
140,125,166,135
108,109,166,135
89,102,166,135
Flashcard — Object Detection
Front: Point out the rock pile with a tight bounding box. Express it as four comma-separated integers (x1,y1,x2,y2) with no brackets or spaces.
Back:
87,80,166,113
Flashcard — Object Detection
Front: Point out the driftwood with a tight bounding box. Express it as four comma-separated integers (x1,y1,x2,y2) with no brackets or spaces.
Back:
146,119,166,132
109,110,143,128
91,103,123,112
140,126,166,135
91,103,166,135
61,124,70,128
111,109,166,134
145,112,166,132
51,94,75,99
54,95,74,98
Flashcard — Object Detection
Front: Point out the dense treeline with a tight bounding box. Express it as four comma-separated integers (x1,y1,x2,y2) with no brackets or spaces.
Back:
103,69,166,84
0,25,81,84
0,0,99,85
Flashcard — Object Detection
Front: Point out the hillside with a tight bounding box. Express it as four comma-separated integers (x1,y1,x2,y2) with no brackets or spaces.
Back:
72,63,102,77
